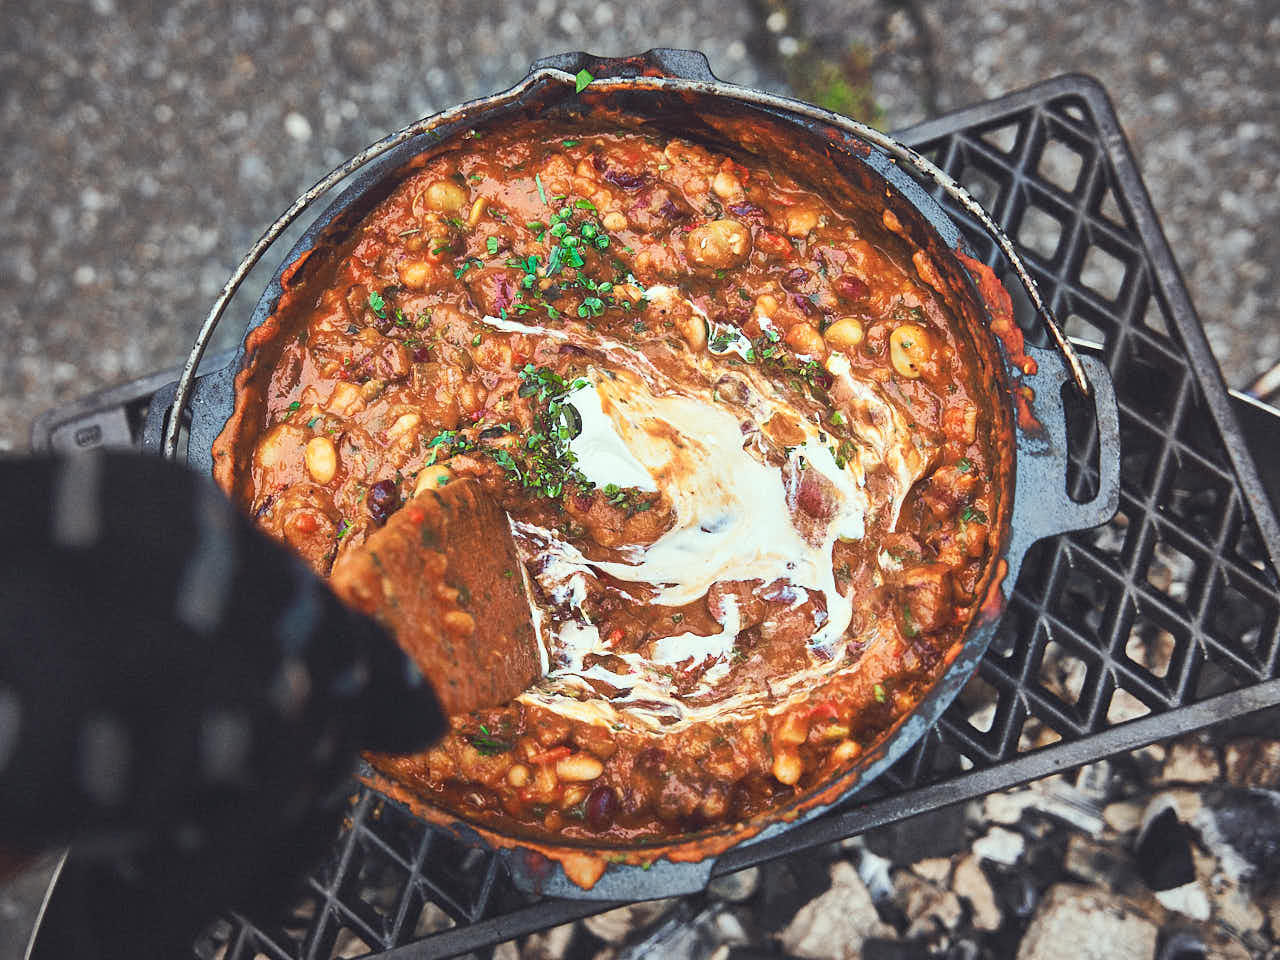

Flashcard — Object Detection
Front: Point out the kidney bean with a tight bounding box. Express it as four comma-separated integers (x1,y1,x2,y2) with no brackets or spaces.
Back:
782,267,810,290
727,201,765,220
602,167,649,191
367,478,399,523
791,293,816,317
585,785,619,829
834,274,869,301
412,347,431,362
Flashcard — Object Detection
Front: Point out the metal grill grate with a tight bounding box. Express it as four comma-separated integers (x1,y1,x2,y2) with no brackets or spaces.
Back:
32,75,1280,959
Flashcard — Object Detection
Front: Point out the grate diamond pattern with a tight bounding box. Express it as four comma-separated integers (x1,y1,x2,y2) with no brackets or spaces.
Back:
193,77,1280,958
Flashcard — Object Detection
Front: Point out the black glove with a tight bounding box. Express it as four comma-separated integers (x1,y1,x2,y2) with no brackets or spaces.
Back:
0,452,446,958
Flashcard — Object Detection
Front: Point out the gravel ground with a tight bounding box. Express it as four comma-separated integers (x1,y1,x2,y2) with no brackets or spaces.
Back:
1,0,1277,453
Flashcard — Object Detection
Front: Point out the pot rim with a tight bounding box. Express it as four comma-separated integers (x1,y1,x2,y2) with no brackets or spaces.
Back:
178,49,1121,899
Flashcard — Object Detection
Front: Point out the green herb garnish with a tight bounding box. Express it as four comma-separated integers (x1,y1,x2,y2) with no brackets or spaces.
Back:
368,290,387,319
467,727,513,756
574,69,594,93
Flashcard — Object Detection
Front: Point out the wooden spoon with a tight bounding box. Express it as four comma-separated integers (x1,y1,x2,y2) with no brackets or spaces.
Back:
330,478,542,716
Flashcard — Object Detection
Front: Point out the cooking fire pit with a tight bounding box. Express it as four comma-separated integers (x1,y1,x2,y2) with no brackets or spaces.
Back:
29,71,1280,959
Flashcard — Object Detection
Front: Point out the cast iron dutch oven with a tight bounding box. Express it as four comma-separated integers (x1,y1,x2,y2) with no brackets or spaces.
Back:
159,49,1121,900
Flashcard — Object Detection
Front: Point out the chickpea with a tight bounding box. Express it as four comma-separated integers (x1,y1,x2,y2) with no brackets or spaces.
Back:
467,196,488,228
560,784,590,810
507,763,530,788
824,317,865,351
712,169,743,200
755,293,779,317
398,259,432,290
256,423,308,469
443,609,476,637
785,205,820,238
385,412,421,440
304,436,338,484
685,219,751,269
889,322,934,379
414,463,455,495
784,322,827,360
772,750,803,786
676,312,707,352
830,739,862,765
700,791,728,819
775,711,810,747
425,179,467,213
532,764,558,799
555,753,604,782
322,385,361,417
602,211,627,232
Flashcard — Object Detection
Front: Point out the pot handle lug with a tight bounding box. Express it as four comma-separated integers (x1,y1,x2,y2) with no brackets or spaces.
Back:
528,48,719,83
1009,343,1121,555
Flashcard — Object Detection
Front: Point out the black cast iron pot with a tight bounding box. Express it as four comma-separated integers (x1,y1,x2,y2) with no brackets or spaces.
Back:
156,49,1121,901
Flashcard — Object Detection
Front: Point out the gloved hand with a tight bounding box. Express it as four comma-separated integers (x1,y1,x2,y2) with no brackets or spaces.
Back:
0,452,446,958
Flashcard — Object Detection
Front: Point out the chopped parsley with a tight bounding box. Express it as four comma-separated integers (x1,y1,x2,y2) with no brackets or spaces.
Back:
486,236,500,254
535,173,547,204
487,364,595,500
286,400,301,412
367,290,387,319
467,725,512,756
901,604,919,637
471,333,482,346
961,505,989,524
577,296,605,318
453,257,483,279
957,457,974,473
574,68,594,93
562,139,580,147
874,683,887,703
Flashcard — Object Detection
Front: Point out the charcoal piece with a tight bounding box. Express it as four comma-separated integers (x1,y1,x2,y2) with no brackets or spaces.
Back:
1135,807,1195,891
986,863,1038,919
1156,929,1207,960
757,855,835,929
863,938,931,960
943,940,982,960
1196,787,1280,885
865,804,969,864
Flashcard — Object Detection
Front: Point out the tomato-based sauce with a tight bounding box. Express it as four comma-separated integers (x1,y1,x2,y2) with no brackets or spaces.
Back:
213,120,1009,843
